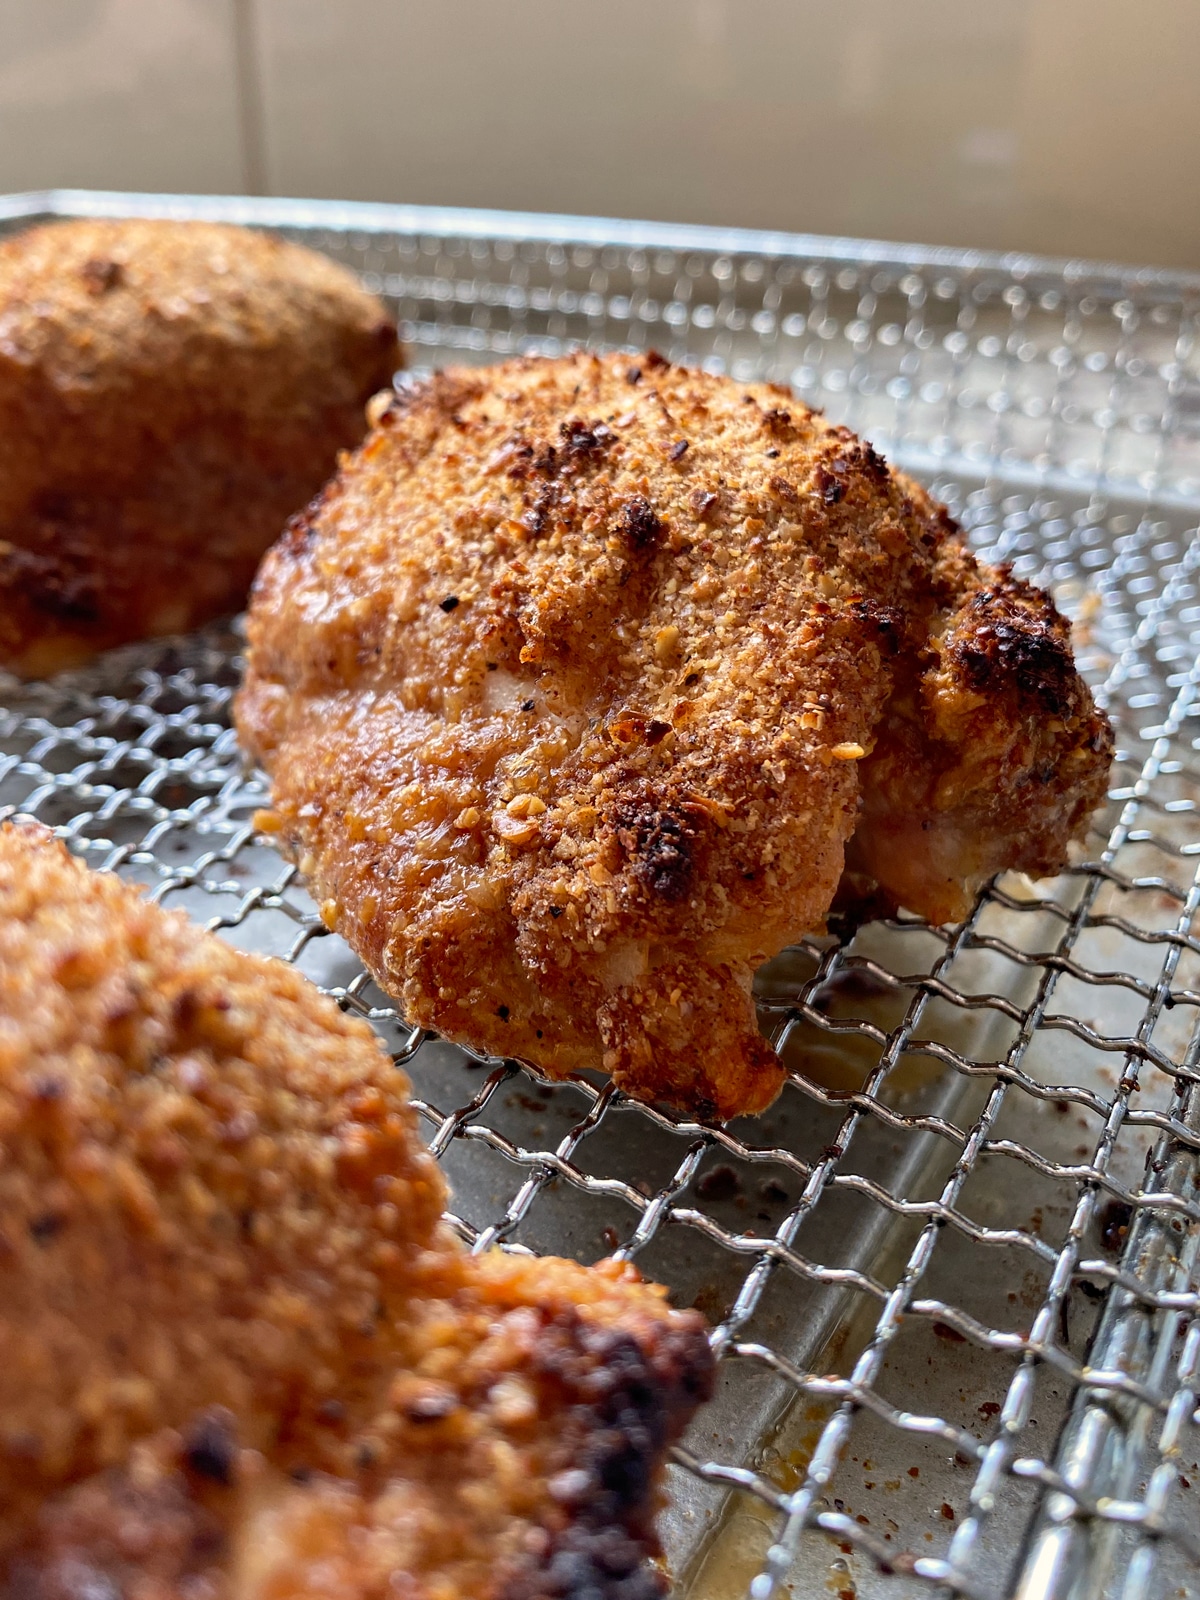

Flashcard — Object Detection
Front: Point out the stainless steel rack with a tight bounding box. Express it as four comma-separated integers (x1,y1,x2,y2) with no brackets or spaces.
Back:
2,190,1199,1600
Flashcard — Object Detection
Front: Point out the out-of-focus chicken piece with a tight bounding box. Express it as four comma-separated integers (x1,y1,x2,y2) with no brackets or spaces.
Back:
0,823,712,1600
0,218,401,676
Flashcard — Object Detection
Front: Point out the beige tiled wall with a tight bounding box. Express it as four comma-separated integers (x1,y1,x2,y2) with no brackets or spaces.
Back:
0,0,1196,268
0,1,247,195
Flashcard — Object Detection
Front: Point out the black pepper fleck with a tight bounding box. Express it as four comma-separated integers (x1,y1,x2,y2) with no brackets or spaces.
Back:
183,1408,237,1486
28,1213,64,1244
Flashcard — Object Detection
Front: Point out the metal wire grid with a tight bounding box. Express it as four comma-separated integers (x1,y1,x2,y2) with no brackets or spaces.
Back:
3,195,1200,1600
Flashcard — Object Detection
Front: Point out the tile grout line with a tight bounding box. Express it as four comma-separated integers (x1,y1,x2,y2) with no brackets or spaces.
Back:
231,0,269,197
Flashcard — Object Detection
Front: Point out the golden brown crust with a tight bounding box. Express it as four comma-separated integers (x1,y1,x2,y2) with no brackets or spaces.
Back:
235,351,1111,1119
845,472,1115,922
0,823,712,1599
0,219,401,675
236,353,947,1117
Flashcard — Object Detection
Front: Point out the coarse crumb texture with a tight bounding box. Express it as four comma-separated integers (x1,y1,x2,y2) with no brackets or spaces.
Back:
0,823,712,1600
0,218,401,675
235,351,1112,1119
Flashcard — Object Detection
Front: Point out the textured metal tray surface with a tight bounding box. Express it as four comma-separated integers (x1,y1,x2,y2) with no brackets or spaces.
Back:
3,192,1200,1600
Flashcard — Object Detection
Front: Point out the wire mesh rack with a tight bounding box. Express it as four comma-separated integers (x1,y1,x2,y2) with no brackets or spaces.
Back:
2,190,1200,1600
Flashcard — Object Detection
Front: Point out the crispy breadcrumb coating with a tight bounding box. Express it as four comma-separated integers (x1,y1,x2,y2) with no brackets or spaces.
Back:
235,351,1111,1119
0,218,401,676
0,823,711,1599
835,469,1113,923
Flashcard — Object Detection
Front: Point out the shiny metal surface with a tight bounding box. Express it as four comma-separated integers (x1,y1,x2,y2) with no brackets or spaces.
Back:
2,192,1199,1599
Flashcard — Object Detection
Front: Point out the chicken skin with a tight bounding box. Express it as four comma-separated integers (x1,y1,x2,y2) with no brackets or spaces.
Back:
0,823,712,1600
236,351,1111,1119
0,218,400,676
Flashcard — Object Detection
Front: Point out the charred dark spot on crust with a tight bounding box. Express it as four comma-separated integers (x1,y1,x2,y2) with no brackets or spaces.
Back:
278,507,319,557
690,489,720,522
644,719,671,747
523,485,556,538
171,988,200,1032
763,407,795,439
849,600,904,655
80,257,122,295
497,1003,511,1020
668,439,689,462
520,419,616,483
625,365,642,385
182,1408,237,1486
560,417,616,462
617,496,663,550
643,350,669,372
930,502,962,540
768,475,798,503
814,440,891,509
614,801,696,903
28,1212,65,1244
861,441,889,480
549,904,564,918
505,440,537,482
425,369,488,418
951,576,1080,717
438,595,460,613
497,1310,713,1600
276,482,338,559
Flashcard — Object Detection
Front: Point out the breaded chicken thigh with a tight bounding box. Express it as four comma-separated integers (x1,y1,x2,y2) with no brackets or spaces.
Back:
236,352,1111,1119
0,219,400,675
0,823,711,1600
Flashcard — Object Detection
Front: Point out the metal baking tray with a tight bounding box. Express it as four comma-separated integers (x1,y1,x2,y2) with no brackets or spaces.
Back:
2,190,1199,1600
